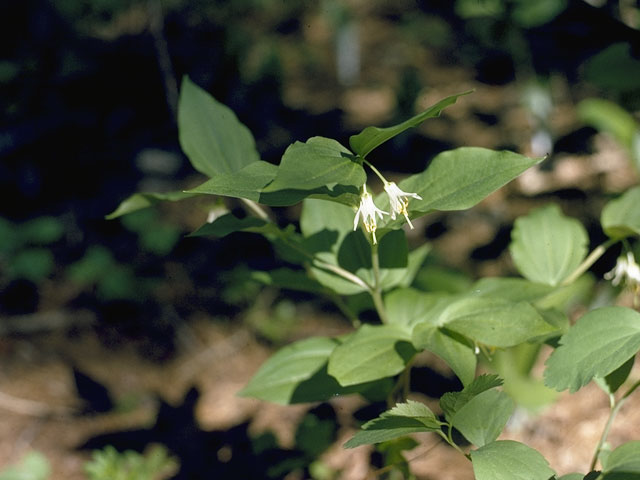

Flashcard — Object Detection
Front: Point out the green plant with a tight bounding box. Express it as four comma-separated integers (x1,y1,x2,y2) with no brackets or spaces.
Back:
0,451,50,480
0,216,64,283
84,445,177,480
110,77,640,479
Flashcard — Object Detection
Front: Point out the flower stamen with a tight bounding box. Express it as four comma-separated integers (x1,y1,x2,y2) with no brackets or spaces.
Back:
384,181,422,229
354,185,388,244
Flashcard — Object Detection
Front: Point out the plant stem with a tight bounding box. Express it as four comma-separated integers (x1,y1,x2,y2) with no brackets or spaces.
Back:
240,198,271,221
590,394,621,472
371,242,389,324
561,239,616,286
362,158,387,184
589,379,640,471
437,429,470,460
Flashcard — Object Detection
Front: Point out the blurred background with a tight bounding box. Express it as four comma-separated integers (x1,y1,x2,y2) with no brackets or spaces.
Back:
1,1,639,479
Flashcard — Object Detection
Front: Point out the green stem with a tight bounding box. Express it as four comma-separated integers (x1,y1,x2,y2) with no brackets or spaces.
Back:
362,158,388,184
371,242,389,324
276,231,373,292
437,429,470,460
240,198,270,221
561,239,616,286
589,380,640,472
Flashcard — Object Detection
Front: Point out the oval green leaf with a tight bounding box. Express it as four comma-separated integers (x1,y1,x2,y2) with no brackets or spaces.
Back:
440,297,557,348
452,389,514,447
377,148,543,229
238,336,338,404
178,76,260,176
602,441,640,476
471,440,555,480
601,186,640,239
328,324,416,386
544,306,640,392
412,325,476,386
509,204,588,286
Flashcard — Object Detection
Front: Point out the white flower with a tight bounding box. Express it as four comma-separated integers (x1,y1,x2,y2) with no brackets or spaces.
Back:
354,185,388,244
384,181,422,229
605,251,640,287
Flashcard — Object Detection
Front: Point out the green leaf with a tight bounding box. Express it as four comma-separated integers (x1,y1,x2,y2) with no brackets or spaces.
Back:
440,374,502,422
397,243,432,288
601,186,640,239
188,213,276,238
238,337,338,404
344,400,441,448
451,389,514,447
376,437,419,480
252,268,326,294
578,98,638,151
597,355,635,395
470,277,554,303
511,0,566,27
106,191,195,220
328,324,416,386
557,474,585,480
8,248,55,282
470,440,555,480
602,441,640,478
377,148,542,228
509,204,588,286
263,137,365,194
385,288,453,329
187,161,278,202
492,346,560,410
583,43,640,92
178,76,260,176
300,199,413,295
19,216,64,245
544,306,640,392
0,451,50,480
440,296,557,348
412,325,476,386
349,91,472,158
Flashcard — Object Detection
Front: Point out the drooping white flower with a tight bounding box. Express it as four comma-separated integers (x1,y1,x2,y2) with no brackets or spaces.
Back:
354,185,388,244
605,251,640,288
384,181,422,229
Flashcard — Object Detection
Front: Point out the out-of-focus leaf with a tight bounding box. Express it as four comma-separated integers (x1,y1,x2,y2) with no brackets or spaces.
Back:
0,451,50,480
583,43,640,92
19,216,65,245
601,186,640,239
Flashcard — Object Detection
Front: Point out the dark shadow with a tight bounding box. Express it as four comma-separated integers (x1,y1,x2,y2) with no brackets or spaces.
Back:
79,387,338,479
